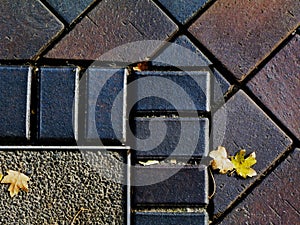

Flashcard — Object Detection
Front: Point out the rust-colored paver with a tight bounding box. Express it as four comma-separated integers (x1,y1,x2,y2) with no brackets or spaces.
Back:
219,149,300,224
247,34,300,139
189,0,300,80
46,0,178,60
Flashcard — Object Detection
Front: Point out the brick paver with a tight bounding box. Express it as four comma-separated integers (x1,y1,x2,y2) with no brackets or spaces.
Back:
45,0,178,60
247,34,300,139
212,90,292,216
158,0,209,24
0,66,30,140
44,0,96,24
219,149,300,224
39,67,78,141
134,212,208,225
133,165,208,206
0,0,63,59
133,117,209,158
189,0,300,80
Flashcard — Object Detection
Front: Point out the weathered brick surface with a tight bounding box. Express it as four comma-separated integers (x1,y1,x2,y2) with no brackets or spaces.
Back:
133,165,208,206
131,71,210,112
158,0,209,24
45,0,96,24
133,117,209,158
189,0,300,80
0,66,30,140
46,0,178,60
0,149,125,224
212,91,292,215
219,149,300,225
85,68,125,142
39,67,77,141
0,0,63,59
134,212,208,225
247,34,300,139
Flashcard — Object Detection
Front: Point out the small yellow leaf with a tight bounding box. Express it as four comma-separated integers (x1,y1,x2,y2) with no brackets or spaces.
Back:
231,150,257,178
209,146,234,174
139,160,160,166
1,170,30,197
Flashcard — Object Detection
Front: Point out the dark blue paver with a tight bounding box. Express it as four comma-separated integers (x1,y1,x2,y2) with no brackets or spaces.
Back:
44,0,96,24
158,0,209,24
0,66,30,140
133,117,209,158
134,212,208,225
131,71,210,112
133,165,208,206
39,67,77,141
85,68,125,142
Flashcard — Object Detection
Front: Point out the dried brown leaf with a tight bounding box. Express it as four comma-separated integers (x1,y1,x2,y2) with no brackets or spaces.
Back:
1,170,30,197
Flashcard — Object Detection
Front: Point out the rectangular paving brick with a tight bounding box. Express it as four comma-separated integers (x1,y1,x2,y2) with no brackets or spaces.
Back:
84,68,126,143
0,66,30,140
0,0,63,59
45,0,96,24
247,34,300,139
133,117,209,158
219,149,300,224
132,165,208,206
46,0,178,60
211,90,292,216
39,67,78,141
158,0,209,24
0,148,126,224
189,0,300,80
134,212,208,225
131,71,210,112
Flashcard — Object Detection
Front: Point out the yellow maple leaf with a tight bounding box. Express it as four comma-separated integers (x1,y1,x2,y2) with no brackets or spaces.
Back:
231,150,257,178
209,146,234,174
1,170,30,197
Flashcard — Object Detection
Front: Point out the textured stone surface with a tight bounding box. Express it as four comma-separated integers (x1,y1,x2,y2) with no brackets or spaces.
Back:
189,0,300,79
133,165,208,205
134,212,208,225
39,67,77,141
247,34,300,139
219,149,300,225
0,66,29,140
158,0,209,24
0,149,125,224
212,91,292,216
133,117,209,158
45,0,96,23
46,0,178,60
0,0,63,59
131,71,210,112
85,68,125,142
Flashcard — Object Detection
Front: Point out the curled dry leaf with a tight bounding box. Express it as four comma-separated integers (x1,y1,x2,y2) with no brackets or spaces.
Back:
1,170,30,197
209,146,234,174
231,149,257,178
133,61,149,71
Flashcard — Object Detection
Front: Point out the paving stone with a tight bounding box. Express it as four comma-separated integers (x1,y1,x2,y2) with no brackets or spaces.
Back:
39,67,77,141
211,90,292,216
189,0,300,80
0,149,125,224
133,117,209,158
158,0,209,24
134,212,208,225
247,34,300,139
0,66,30,140
0,0,63,59
85,68,125,142
46,0,178,60
133,165,208,206
131,71,210,112
219,149,300,224
45,0,96,24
